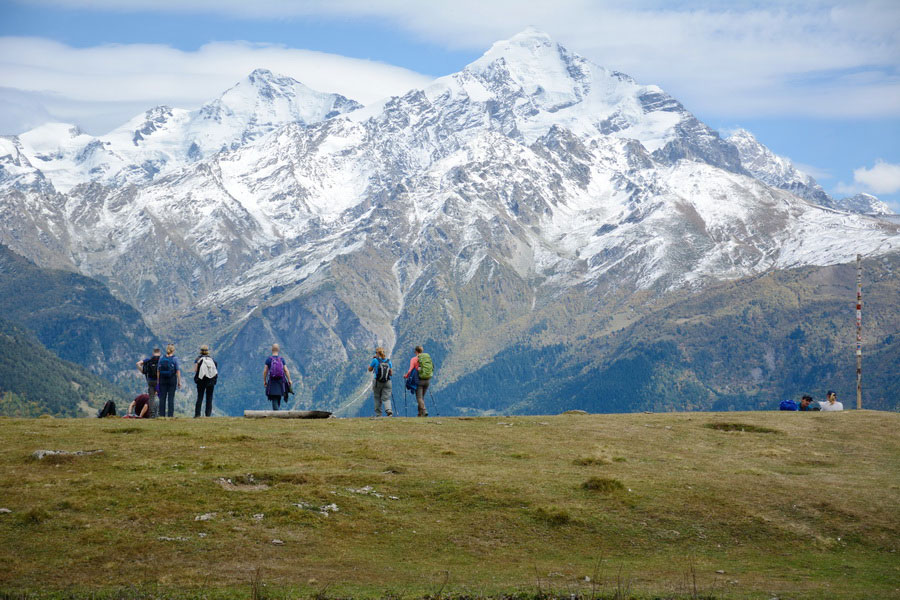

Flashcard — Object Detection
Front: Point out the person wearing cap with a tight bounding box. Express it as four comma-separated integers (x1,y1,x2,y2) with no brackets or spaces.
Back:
798,395,820,411
193,345,219,417
820,391,843,411
136,347,162,418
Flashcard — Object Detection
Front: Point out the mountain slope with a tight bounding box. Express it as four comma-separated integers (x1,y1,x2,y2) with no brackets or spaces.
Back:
0,319,123,417
0,244,156,384
1,30,899,416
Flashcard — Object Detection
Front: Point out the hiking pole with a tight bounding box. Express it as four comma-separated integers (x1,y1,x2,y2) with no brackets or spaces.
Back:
390,387,397,417
426,387,440,416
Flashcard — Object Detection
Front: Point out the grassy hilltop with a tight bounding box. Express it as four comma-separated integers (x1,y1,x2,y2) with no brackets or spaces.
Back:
0,411,898,599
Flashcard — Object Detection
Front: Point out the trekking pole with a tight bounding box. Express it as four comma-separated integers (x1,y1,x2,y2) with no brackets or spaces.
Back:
426,387,440,416
390,387,397,417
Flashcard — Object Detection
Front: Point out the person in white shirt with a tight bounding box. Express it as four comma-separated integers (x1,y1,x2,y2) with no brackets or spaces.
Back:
820,390,843,411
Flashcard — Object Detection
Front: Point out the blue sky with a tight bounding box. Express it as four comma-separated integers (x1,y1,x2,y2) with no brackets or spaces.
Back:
1,0,898,207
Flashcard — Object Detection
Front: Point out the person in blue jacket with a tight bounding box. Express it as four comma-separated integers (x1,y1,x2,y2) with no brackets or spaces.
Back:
367,347,393,417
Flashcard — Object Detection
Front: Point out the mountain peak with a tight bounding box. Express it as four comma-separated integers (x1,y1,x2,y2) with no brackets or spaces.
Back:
835,193,893,215
477,28,560,67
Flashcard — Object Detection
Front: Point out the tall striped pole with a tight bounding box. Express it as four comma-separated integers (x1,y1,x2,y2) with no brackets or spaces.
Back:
856,254,862,410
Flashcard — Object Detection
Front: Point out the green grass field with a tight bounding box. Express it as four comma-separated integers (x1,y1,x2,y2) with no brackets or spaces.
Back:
1,411,898,599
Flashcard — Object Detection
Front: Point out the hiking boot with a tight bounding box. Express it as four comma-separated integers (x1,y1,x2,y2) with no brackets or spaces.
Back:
386,410,393,417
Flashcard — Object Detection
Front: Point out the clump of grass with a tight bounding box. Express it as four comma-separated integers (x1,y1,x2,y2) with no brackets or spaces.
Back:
232,472,308,486
573,456,610,466
705,422,779,434
534,507,572,526
509,452,531,459
102,427,143,434
19,508,50,525
582,477,625,493
54,500,79,511
441,450,457,456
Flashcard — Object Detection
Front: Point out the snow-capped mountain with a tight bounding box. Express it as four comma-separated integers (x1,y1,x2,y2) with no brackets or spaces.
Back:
8,69,361,192
831,192,893,215
726,129,830,205
2,29,898,415
726,128,893,216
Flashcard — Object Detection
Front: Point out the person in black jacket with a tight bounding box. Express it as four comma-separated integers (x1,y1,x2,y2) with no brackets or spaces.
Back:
193,345,218,417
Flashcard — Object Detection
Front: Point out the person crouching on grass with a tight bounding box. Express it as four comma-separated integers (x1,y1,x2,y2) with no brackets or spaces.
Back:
126,394,152,418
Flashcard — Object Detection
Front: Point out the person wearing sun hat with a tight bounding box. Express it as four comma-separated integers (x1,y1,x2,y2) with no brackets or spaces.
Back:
193,344,218,417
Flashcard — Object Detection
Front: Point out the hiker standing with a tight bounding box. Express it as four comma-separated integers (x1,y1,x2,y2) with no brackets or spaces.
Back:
156,344,182,418
263,343,292,410
136,347,161,418
193,345,218,418
368,347,393,417
404,345,434,417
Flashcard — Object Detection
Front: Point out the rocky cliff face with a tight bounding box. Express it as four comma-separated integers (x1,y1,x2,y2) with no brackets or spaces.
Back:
1,30,898,415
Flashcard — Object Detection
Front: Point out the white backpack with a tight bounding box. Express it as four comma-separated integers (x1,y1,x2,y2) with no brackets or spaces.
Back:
197,356,218,379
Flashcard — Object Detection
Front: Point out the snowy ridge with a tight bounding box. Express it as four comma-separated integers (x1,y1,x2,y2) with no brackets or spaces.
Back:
11,69,362,192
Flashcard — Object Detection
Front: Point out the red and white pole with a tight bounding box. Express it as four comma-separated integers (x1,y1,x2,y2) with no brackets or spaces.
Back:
856,254,862,410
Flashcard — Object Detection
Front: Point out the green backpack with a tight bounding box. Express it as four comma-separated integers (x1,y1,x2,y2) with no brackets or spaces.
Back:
417,353,434,379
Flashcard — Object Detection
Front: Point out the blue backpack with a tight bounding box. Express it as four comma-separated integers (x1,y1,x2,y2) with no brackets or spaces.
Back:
405,368,419,393
779,399,799,411
158,355,176,378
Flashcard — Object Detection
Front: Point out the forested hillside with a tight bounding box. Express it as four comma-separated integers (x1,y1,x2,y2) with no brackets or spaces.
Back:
0,319,123,417
0,244,156,384
439,255,900,414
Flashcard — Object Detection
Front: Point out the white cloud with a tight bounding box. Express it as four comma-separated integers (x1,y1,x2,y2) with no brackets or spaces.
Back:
0,37,431,135
19,0,900,119
853,161,900,195
793,163,833,181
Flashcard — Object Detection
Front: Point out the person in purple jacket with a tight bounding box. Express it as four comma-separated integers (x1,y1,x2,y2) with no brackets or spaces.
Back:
263,343,293,410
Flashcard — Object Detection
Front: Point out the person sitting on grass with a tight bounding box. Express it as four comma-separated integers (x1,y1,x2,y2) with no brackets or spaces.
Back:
799,395,820,411
126,394,152,418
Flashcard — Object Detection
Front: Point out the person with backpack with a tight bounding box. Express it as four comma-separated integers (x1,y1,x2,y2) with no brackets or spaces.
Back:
367,347,393,417
263,343,293,410
136,347,161,418
156,344,182,418
193,345,218,418
404,345,434,417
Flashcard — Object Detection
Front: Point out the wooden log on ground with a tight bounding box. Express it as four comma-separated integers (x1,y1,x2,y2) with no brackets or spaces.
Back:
243,410,332,419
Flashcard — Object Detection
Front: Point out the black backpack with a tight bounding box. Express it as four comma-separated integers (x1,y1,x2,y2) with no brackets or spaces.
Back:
97,400,117,418
375,358,391,383
142,356,160,380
